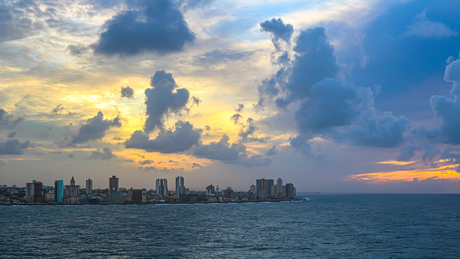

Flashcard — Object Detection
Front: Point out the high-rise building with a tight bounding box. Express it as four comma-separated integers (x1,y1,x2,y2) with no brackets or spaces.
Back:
156,178,168,196
256,178,274,198
86,178,93,195
132,189,147,203
206,184,215,196
65,176,80,204
33,181,43,203
109,175,119,191
285,183,295,199
175,176,185,195
26,182,34,199
54,180,64,204
277,178,283,194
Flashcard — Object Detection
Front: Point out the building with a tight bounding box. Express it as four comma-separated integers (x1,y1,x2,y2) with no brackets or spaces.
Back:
249,184,256,194
175,176,185,196
277,178,283,194
65,176,80,204
109,191,125,204
132,189,147,203
156,178,168,196
285,183,295,199
25,182,34,201
33,181,43,203
206,184,215,196
86,178,93,195
256,178,274,198
109,175,119,192
54,180,64,204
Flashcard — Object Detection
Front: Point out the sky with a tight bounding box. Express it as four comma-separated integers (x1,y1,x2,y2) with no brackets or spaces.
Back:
1,0,460,193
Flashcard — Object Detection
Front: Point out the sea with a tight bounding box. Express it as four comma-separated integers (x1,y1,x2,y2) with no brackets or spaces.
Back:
0,194,459,258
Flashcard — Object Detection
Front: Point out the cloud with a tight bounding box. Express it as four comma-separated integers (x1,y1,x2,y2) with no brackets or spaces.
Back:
266,145,277,156
0,109,23,129
396,145,419,161
405,9,457,38
126,121,201,153
139,159,154,165
93,0,195,56
71,111,121,144
260,18,294,50
192,162,202,168
238,118,268,143
344,112,410,148
0,2,43,43
0,139,32,155
193,134,272,167
52,104,64,114
289,135,313,157
121,86,134,99
191,96,201,106
144,70,190,133
89,147,117,160
193,49,251,66
40,126,52,139
230,114,242,124
295,78,372,134
277,27,341,108
235,104,244,113
7,131,17,139
124,159,134,163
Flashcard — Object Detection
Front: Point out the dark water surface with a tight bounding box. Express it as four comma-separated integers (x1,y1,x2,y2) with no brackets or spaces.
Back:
1,194,459,258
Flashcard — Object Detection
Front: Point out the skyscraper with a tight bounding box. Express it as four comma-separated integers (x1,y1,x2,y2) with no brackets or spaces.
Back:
86,178,93,195
277,178,283,194
175,176,185,196
285,183,295,199
109,175,119,191
256,178,274,198
33,181,43,204
156,178,168,196
65,176,80,204
54,180,64,204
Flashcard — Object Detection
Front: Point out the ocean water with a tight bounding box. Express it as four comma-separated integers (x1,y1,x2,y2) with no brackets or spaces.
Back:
1,194,459,258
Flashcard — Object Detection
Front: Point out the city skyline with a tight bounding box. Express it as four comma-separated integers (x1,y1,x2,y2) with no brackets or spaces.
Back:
1,0,460,193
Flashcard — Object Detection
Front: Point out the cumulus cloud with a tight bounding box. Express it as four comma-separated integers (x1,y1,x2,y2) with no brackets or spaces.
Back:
289,135,313,157
93,0,195,56
71,111,121,144
260,18,294,50
193,134,272,167
121,86,134,99
0,139,32,155
238,118,268,143
192,162,202,168
235,104,244,113
0,109,23,129
7,131,17,139
230,113,242,124
126,121,201,153
191,96,201,106
144,70,190,133
405,9,457,38
89,147,117,160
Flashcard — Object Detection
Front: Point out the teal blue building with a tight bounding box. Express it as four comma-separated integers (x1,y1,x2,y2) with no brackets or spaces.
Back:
54,180,64,204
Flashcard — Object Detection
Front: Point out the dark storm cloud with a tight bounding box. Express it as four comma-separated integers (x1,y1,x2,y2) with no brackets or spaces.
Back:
396,145,418,161
126,121,201,153
144,71,190,133
93,0,195,56
277,27,341,107
0,139,32,155
295,78,372,134
260,18,294,50
0,2,43,43
121,86,134,99
266,145,277,156
193,134,272,167
89,147,117,160
71,111,121,144
7,131,17,139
